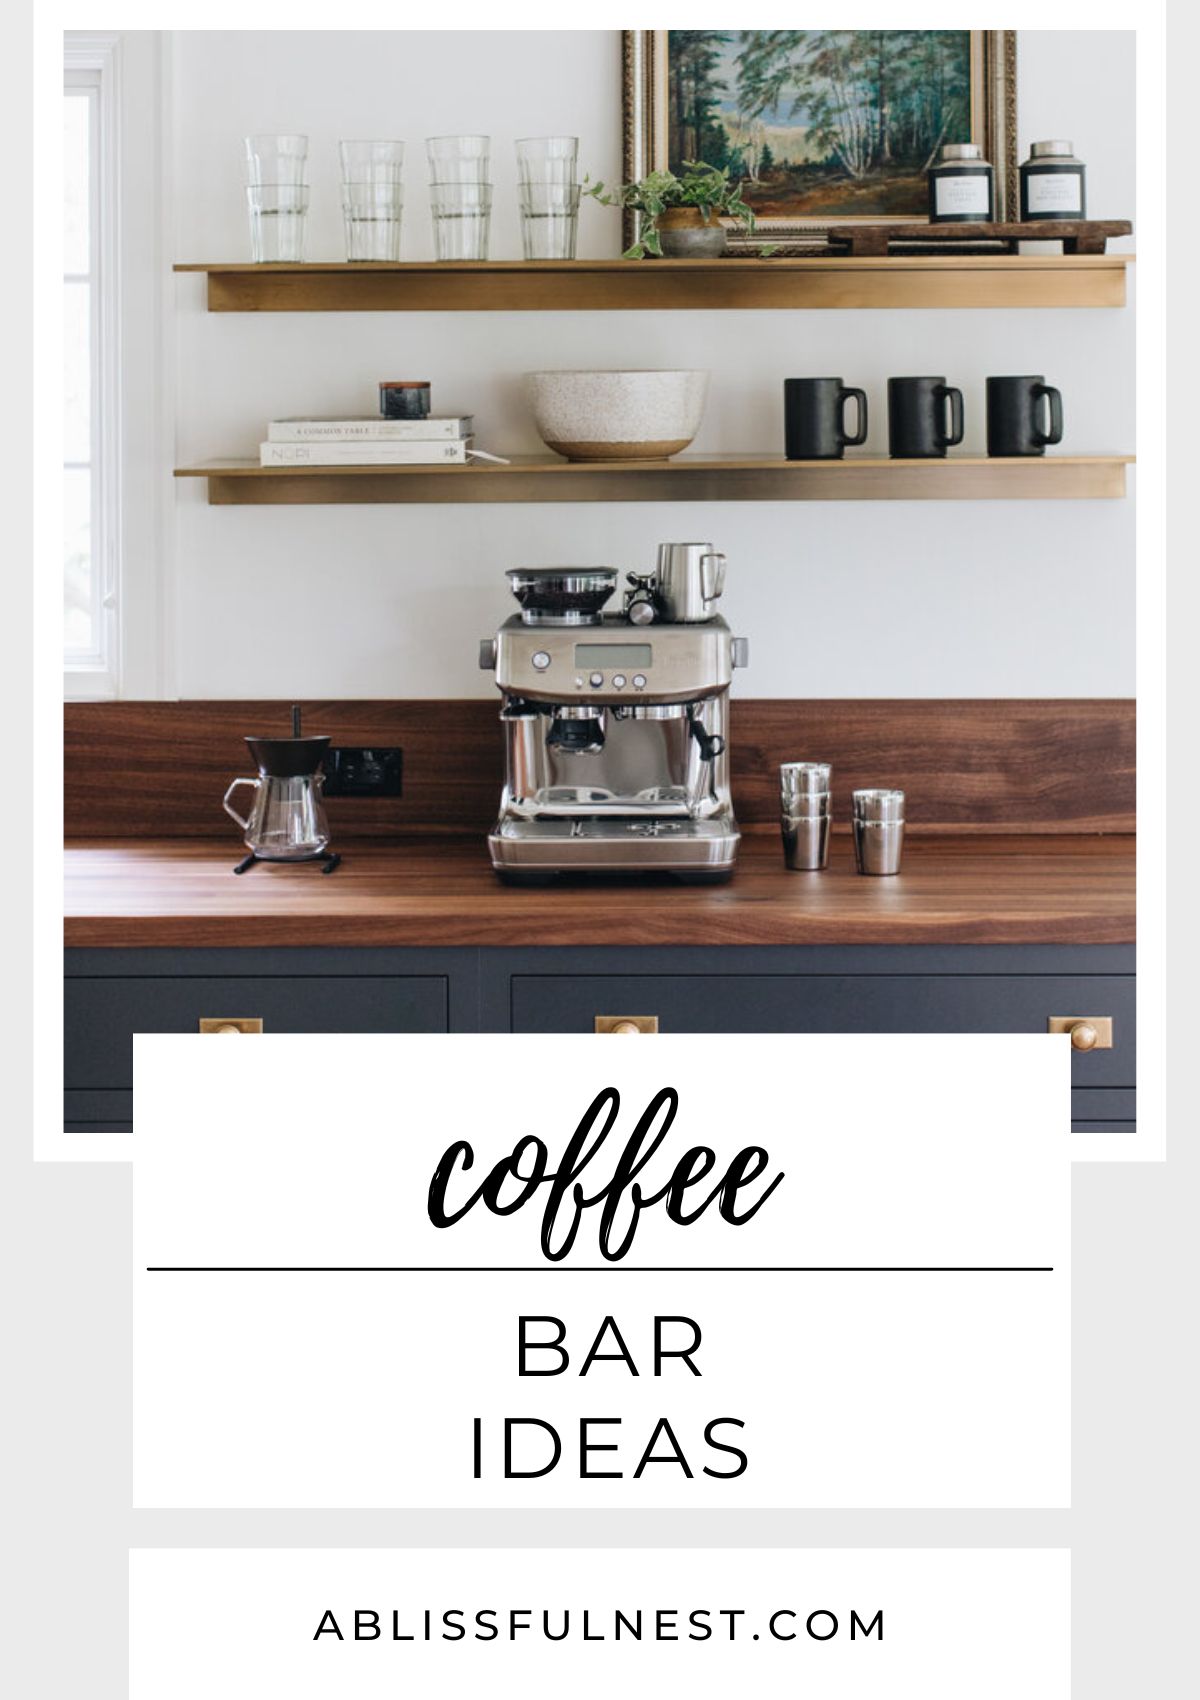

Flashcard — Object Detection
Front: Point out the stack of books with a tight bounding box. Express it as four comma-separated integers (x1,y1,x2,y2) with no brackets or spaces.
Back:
259,415,475,466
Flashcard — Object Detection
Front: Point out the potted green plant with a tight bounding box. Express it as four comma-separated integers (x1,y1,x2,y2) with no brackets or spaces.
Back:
585,162,763,259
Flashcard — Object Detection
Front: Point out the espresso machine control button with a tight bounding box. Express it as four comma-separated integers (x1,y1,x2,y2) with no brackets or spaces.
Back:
731,637,750,669
589,671,604,687
632,673,647,690
532,650,552,671
478,638,498,670
612,674,627,689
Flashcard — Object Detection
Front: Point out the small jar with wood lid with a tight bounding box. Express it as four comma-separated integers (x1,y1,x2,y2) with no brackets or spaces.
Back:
1020,140,1087,221
379,380,431,419
927,142,995,224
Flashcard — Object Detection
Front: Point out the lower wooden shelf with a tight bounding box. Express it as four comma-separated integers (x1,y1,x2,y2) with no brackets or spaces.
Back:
175,453,1133,505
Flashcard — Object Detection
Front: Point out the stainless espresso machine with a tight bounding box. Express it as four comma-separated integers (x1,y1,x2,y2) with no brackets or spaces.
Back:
479,543,748,879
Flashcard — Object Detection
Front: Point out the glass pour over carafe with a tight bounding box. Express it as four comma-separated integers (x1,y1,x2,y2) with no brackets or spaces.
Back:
223,734,332,861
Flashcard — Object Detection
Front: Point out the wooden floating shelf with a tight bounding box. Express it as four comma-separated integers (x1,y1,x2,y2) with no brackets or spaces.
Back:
176,454,1133,506
174,255,1131,312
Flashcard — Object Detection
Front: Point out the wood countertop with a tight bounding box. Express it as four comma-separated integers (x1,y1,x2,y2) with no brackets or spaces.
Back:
63,832,1135,949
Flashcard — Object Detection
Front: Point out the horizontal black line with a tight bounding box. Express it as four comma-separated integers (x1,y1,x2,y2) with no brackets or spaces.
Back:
146,1266,1054,1274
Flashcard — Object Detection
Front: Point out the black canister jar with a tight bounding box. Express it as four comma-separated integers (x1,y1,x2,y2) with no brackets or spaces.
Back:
1019,140,1087,221
927,142,994,223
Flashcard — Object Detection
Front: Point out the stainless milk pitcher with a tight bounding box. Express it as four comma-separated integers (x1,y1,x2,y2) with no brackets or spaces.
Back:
654,541,727,622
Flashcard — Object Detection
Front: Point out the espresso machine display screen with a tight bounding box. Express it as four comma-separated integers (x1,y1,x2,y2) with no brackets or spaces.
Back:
573,643,652,669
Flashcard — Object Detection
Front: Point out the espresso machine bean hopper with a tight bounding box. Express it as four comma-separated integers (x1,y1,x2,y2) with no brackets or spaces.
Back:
479,545,748,879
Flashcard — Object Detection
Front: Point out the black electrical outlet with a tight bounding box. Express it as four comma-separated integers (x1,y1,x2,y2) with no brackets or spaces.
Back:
322,746,403,798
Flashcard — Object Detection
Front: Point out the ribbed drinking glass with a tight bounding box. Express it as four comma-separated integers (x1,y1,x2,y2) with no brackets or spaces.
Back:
342,183,404,261
426,134,491,184
518,182,581,259
243,133,308,187
515,135,579,186
246,185,309,262
338,139,405,185
430,182,492,260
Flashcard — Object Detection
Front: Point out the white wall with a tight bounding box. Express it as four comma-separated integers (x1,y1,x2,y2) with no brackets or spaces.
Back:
165,29,1135,700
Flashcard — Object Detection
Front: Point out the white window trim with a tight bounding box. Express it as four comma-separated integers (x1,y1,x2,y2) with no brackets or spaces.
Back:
63,32,169,702
64,36,121,699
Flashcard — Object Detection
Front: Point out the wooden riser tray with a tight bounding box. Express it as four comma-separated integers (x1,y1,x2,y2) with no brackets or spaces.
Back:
174,255,1130,312
823,218,1131,257
175,454,1132,506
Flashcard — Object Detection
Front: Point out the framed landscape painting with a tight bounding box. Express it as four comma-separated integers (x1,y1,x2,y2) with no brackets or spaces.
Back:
622,29,1017,246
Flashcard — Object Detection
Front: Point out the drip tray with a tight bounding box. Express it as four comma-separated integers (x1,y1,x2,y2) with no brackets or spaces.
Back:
490,814,740,872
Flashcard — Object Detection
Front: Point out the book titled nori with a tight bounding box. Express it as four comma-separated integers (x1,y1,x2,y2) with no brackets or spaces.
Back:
259,437,473,466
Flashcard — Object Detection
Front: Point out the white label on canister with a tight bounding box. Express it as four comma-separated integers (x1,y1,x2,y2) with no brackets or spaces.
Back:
934,173,990,216
1026,171,1083,213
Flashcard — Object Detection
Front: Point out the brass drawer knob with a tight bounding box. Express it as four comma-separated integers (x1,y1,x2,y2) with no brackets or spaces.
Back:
594,1015,659,1035
1047,1015,1113,1051
198,1018,264,1035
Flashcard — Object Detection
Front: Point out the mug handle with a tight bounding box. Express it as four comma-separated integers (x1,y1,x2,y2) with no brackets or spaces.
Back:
938,385,965,448
1036,384,1064,446
222,776,259,832
840,387,868,447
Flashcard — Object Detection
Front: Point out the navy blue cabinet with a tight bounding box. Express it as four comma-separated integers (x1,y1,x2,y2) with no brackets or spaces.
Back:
64,943,1134,1133
63,947,470,1130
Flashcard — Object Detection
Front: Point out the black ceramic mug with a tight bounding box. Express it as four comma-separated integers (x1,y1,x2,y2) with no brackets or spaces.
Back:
986,375,1064,457
784,377,868,460
887,376,964,458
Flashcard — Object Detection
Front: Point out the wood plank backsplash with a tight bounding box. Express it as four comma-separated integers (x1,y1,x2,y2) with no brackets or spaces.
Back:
64,699,1135,838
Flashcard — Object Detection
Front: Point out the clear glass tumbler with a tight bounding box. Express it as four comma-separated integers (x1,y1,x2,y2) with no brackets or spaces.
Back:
518,182,581,259
338,139,405,185
246,185,309,262
243,134,308,187
430,182,492,260
426,134,491,184
515,136,579,186
342,184,404,261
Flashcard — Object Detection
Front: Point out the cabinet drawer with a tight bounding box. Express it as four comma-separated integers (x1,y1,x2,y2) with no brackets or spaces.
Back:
65,974,447,1089
1070,1088,1136,1130
511,973,1135,1089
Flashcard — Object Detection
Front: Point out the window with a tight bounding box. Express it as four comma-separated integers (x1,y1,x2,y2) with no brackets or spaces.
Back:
64,43,119,696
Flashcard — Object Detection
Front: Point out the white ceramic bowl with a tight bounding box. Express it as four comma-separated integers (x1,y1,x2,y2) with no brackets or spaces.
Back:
527,369,709,462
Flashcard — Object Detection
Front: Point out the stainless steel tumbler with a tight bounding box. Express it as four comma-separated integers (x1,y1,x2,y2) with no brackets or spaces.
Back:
781,762,832,871
852,788,905,876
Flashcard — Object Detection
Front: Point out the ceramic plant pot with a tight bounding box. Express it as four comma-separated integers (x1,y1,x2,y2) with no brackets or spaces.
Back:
656,207,728,258
527,368,710,463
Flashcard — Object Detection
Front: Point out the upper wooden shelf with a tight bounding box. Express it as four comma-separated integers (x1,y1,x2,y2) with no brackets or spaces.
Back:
174,255,1131,312
175,454,1133,506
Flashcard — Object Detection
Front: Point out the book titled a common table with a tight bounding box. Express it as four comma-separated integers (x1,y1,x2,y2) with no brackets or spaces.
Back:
266,415,473,442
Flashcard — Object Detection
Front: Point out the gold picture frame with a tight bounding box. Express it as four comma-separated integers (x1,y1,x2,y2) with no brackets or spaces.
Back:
622,29,1018,249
